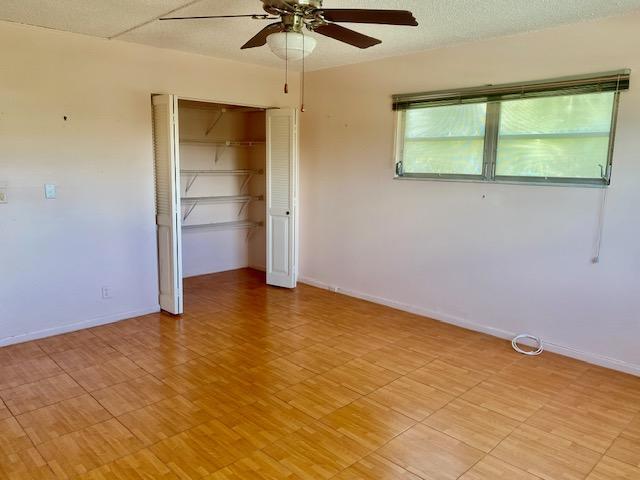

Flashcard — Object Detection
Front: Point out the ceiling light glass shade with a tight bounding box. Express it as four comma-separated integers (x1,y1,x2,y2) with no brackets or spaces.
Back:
267,32,317,61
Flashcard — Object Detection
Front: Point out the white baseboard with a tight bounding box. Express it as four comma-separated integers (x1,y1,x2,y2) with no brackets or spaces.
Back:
0,305,161,347
299,276,640,377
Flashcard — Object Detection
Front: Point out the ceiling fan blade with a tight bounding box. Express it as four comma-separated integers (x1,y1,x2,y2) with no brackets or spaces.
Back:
160,14,274,21
241,22,285,49
314,23,381,49
319,9,418,26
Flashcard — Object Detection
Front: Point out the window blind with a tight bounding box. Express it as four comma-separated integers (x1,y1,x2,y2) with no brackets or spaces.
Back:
392,70,630,111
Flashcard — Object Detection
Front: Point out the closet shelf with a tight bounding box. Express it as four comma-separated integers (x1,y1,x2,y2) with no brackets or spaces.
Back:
180,140,265,163
182,106,265,114
182,220,263,231
181,195,264,221
199,107,266,136
182,169,263,194
180,140,265,147
181,169,263,176
181,195,263,203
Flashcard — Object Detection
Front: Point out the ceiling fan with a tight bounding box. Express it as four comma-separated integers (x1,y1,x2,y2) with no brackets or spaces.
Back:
160,0,419,61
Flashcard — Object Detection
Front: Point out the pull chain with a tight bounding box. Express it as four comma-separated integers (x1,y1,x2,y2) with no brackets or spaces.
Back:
592,74,621,264
284,31,289,94
592,188,608,264
301,32,305,112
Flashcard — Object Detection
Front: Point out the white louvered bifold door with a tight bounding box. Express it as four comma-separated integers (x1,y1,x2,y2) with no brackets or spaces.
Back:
266,108,297,288
152,94,183,314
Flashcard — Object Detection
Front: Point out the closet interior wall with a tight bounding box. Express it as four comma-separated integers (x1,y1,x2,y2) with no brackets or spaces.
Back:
247,112,267,271
178,101,266,277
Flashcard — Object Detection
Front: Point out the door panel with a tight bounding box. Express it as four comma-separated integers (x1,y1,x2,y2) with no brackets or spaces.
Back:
270,215,289,276
266,108,297,288
152,94,183,314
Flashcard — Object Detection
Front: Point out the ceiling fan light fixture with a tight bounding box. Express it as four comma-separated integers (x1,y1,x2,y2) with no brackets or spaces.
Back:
267,31,317,61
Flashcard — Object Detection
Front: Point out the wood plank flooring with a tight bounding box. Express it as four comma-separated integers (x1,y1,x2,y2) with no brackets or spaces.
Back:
0,268,639,479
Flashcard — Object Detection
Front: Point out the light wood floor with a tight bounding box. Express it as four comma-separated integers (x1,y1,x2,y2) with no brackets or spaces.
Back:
0,268,639,479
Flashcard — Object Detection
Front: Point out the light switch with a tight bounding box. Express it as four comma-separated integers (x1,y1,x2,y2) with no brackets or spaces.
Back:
0,188,7,204
44,184,57,199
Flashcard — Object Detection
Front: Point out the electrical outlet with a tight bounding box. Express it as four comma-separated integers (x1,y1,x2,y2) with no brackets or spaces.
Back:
101,287,113,299
0,188,7,204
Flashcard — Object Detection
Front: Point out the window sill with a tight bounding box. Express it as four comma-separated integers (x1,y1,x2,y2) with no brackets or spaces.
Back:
393,175,609,189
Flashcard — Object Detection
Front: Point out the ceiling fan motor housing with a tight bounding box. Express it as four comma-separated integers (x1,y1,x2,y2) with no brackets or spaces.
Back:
262,0,324,12
263,0,325,32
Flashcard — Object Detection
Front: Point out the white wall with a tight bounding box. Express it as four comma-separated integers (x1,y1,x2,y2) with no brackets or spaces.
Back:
299,13,640,375
0,21,297,344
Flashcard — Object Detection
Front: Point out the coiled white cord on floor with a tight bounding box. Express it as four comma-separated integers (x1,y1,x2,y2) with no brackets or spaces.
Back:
512,334,544,356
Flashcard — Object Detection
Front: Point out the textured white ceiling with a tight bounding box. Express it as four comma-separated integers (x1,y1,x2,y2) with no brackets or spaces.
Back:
2,0,640,71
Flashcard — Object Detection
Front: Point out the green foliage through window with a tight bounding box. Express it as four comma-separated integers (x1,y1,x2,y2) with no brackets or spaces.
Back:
496,93,615,179
403,104,486,175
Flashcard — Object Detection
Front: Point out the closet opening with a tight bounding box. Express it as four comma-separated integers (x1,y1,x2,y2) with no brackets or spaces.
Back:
179,100,267,282
152,94,298,316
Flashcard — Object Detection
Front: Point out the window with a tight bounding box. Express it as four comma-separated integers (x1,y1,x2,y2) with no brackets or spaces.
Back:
394,71,629,186
401,104,486,177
